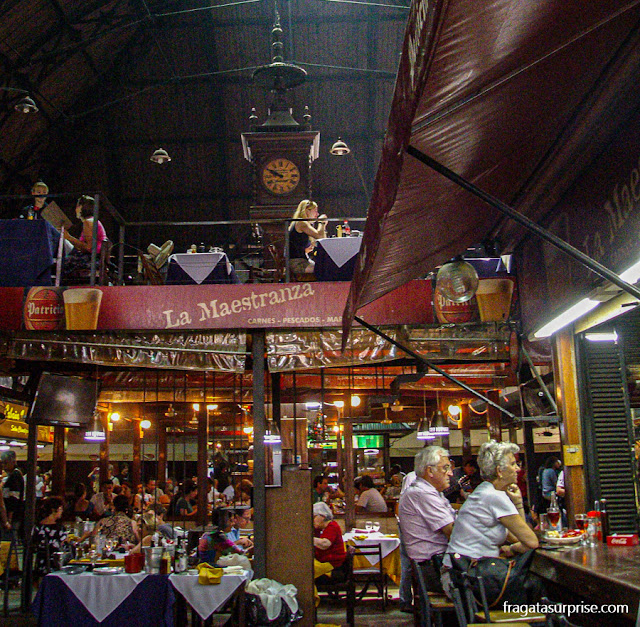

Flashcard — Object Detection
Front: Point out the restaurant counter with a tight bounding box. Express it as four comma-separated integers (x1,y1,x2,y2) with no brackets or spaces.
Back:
532,544,640,626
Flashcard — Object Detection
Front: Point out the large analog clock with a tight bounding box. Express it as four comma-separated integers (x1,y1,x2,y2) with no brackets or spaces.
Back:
261,157,301,195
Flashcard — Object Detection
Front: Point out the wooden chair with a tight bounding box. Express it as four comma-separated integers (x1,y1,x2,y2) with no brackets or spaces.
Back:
61,238,117,286
316,546,356,627
138,253,165,285
456,571,545,624
409,558,455,627
249,244,285,283
352,543,388,609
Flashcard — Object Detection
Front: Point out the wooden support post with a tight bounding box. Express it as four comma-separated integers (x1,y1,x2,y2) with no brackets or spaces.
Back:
52,426,66,496
343,417,355,531
158,422,167,484
132,422,141,492
336,424,343,490
486,390,502,442
460,404,472,459
99,413,110,484
21,416,39,611
383,433,391,478
196,404,209,528
252,331,267,579
554,328,585,524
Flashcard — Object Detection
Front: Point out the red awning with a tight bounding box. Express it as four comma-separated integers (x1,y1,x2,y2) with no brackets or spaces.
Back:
345,0,640,330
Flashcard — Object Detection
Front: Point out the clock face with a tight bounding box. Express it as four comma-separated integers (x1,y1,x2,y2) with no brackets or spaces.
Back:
261,158,301,195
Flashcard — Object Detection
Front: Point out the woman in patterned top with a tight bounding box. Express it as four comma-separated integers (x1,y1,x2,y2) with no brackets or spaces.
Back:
92,495,139,545
32,497,68,578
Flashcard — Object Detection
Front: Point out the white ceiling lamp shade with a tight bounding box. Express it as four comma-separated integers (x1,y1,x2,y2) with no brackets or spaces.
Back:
150,148,171,164
329,138,350,156
435,257,479,303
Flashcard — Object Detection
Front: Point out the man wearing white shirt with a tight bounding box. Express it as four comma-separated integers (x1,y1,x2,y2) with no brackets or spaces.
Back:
399,446,455,594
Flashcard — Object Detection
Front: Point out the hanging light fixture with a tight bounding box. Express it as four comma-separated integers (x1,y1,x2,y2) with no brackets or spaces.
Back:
150,148,171,164
15,95,38,114
140,419,151,429
417,390,435,440
428,389,450,438
264,420,281,444
329,138,350,155
85,410,106,442
435,256,479,303
381,403,392,425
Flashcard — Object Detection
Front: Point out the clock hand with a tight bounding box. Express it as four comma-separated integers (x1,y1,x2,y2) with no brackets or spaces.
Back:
268,168,284,179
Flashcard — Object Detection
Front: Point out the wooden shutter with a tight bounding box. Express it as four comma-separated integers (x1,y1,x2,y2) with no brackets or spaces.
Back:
579,337,638,533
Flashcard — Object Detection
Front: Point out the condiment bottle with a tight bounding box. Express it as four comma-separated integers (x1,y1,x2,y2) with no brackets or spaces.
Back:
343,220,351,236
600,499,610,543
336,224,343,238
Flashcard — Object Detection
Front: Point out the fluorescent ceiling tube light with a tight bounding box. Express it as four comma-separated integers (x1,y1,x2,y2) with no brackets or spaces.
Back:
619,259,640,284
533,298,600,339
585,331,618,342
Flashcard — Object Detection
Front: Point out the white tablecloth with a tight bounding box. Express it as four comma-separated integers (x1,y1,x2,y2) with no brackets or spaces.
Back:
169,252,232,284
53,571,148,623
316,237,362,268
169,570,252,620
343,532,401,566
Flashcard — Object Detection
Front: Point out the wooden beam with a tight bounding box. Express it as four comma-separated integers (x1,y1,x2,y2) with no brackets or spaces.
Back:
486,390,502,441
343,417,355,531
554,328,585,524
132,422,141,492
157,422,167,484
51,426,66,496
196,404,209,527
99,413,110,484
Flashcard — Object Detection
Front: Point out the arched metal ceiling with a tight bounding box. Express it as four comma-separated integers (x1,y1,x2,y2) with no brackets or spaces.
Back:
0,0,409,248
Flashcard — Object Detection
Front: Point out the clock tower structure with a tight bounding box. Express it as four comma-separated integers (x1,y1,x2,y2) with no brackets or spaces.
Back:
241,10,320,245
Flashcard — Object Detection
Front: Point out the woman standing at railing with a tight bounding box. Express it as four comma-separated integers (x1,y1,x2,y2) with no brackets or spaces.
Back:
288,199,328,275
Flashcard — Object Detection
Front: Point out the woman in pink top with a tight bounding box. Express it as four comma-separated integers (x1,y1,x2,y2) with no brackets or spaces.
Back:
62,195,107,282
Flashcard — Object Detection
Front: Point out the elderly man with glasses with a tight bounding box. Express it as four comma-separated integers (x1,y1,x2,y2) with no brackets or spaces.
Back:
398,445,456,597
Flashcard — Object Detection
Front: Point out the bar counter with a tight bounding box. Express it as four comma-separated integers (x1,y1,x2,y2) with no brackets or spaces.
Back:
532,544,640,625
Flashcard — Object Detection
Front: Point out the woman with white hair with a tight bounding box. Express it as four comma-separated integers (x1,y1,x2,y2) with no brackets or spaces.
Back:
313,501,346,581
442,441,538,603
445,441,537,562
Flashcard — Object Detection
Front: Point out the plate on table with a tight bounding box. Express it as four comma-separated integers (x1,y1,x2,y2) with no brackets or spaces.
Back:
59,565,87,575
543,532,582,545
92,566,123,575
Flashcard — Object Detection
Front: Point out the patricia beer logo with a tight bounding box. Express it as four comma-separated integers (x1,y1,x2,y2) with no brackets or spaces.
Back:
24,287,65,331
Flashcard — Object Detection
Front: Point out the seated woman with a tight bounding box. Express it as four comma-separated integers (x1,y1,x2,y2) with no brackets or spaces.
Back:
89,495,139,545
442,440,538,597
288,199,328,275
170,480,198,518
198,509,243,564
62,195,107,282
313,502,347,582
68,482,93,520
131,504,178,552
32,497,68,578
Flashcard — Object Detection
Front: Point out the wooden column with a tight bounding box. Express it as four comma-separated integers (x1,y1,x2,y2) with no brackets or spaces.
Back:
158,422,167,484
343,417,355,531
252,331,267,579
460,404,472,458
132,422,141,491
486,390,502,442
51,426,66,496
196,404,209,527
99,413,110,484
554,327,585,523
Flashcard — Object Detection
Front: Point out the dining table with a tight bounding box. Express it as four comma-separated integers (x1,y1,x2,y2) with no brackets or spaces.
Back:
343,530,401,585
0,218,60,287
32,568,252,627
166,251,240,285
313,236,362,281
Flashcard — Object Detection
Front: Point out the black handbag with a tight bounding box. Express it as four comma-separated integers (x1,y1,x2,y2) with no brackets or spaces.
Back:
449,549,535,608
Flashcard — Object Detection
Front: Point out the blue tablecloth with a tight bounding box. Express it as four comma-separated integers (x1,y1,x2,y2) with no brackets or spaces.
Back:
32,573,175,627
0,219,60,287
314,237,362,281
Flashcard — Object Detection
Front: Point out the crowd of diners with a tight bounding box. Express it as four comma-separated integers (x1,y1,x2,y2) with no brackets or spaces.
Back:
312,440,540,611
0,453,256,582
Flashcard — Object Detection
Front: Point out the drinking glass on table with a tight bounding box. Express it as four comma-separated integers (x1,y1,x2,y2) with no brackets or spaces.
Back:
575,514,588,545
547,505,561,532
372,522,381,534
88,548,98,569
104,538,115,556
365,521,373,533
